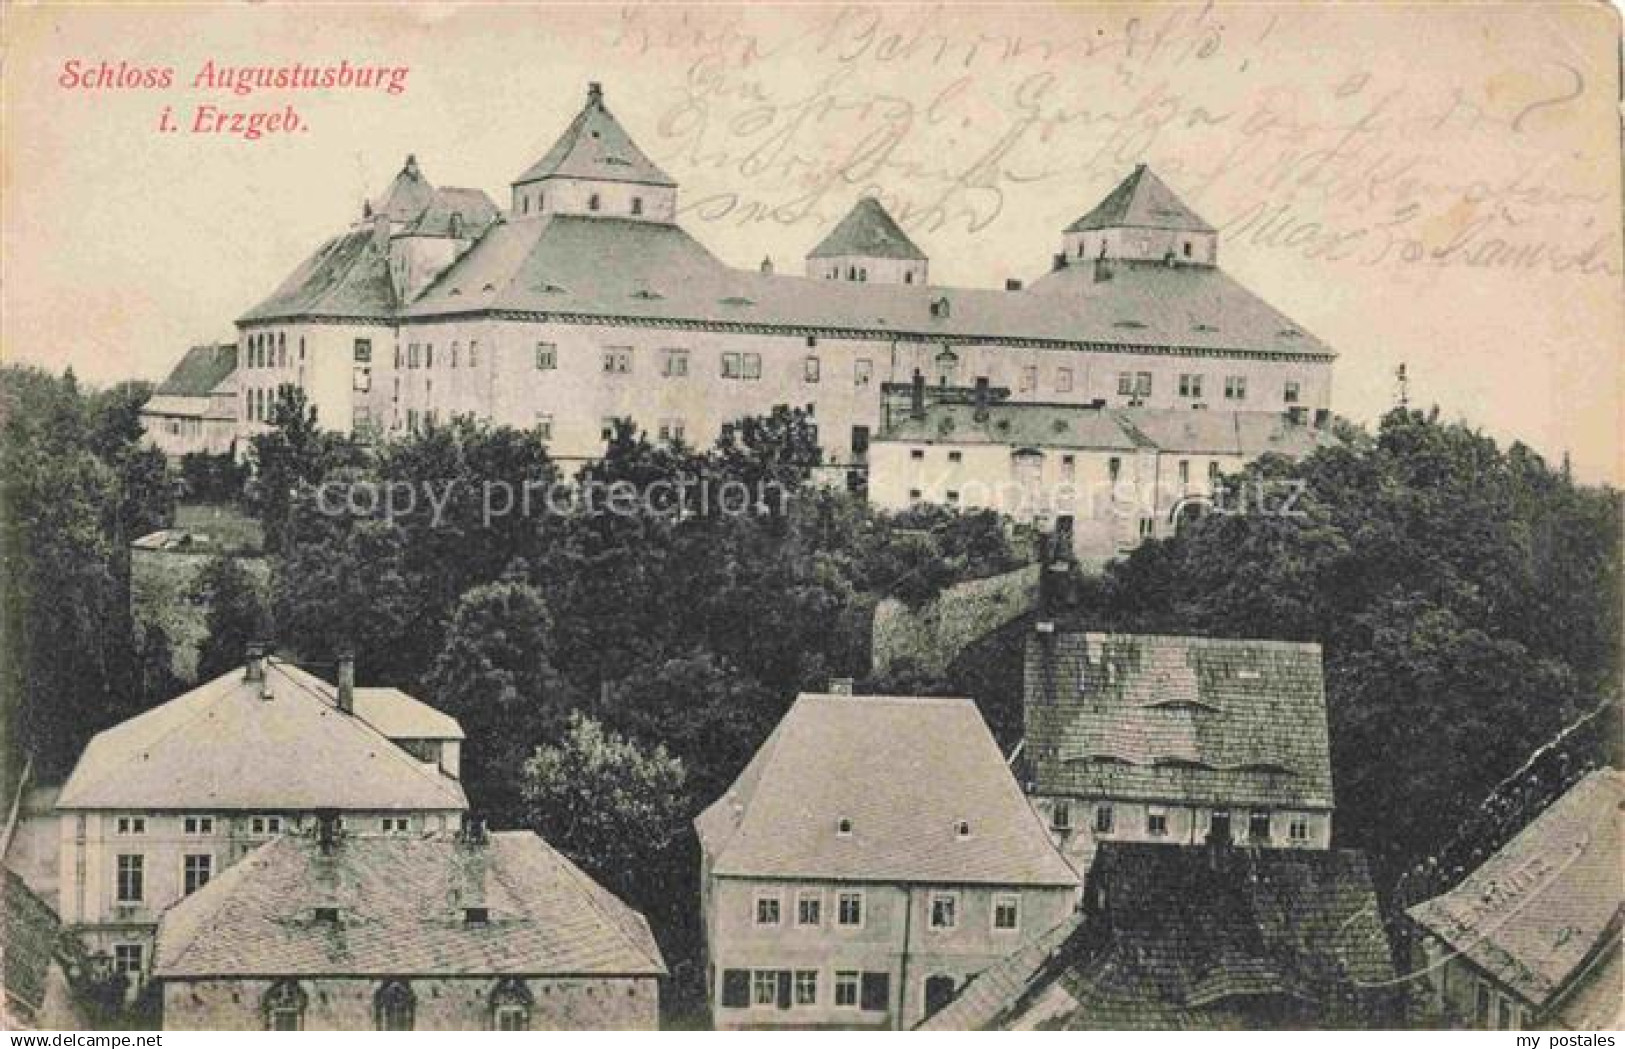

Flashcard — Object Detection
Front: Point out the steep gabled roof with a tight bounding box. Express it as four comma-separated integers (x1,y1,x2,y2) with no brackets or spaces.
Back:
153,831,665,979
808,197,927,261
696,693,1078,887
1066,164,1215,233
56,661,467,812
154,343,238,398
922,843,1397,1030
1023,633,1334,810
1407,770,1624,1009
513,83,675,189
371,155,437,223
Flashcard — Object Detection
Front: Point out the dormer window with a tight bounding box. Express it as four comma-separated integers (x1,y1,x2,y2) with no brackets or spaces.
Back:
836,817,853,836
464,906,490,927
314,907,340,925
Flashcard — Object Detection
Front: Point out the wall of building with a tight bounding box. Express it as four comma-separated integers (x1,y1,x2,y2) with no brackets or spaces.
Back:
1063,228,1218,266
706,876,1076,1030
807,256,928,286
511,178,677,224
1026,794,1333,857
161,974,658,1030
142,406,237,459
238,321,389,438
1417,936,1534,1030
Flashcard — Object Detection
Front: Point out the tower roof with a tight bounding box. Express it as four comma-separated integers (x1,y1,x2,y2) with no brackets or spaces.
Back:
513,82,675,189
371,154,437,223
808,196,927,260
1065,164,1215,234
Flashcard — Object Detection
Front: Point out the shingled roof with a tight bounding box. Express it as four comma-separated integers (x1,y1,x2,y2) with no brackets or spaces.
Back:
513,82,675,188
154,342,238,397
697,694,1078,887
1407,770,1624,1010
922,842,1397,1030
1065,164,1215,233
808,197,927,260
153,831,665,979
404,215,1333,360
239,229,397,324
56,660,467,812
1023,633,1334,810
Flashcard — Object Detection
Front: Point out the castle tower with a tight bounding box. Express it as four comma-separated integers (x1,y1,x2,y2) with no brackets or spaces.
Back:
509,82,677,223
1062,164,1217,267
806,196,929,285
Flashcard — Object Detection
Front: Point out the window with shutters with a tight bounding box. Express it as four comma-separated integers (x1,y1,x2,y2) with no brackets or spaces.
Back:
721,969,750,1009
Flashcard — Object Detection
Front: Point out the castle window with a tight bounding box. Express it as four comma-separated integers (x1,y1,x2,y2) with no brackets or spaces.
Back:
929,892,958,930
588,193,601,212
1179,373,1204,398
535,343,557,370
450,342,461,368
754,891,782,926
1289,817,1310,843
354,339,372,363
663,348,689,377
1146,808,1168,836
804,356,820,382
490,978,532,1031
904,270,914,284
1020,365,1037,392
602,347,632,374
1095,804,1115,834
534,413,553,441
468,340,479,367
742,353,761,380
374,980,415,1031
855,359,873,386
263,980,306,1031
992,894,1020,932
521,195,529,215
1284,380,1301,403
721,352,741,379
1057,367,1073,392
1051,801,1071,831
183,854,212,895
858,268,867,281
1184,241,1193,257
631,196,643,216
116,854,144,903
847,266,857,280
1225,375,1248,401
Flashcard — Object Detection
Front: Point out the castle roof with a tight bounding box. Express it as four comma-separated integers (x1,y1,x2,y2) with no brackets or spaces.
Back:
696,693,1078,887
154,831,665,979
1022,633,1335,811
57,660,467,812
1066,164,1215,234
512,83,675,189
808,197,927,261
154,343,238,398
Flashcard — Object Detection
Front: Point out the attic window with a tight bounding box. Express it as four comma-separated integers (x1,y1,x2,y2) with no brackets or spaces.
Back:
929,296,951,319
1113,320,1147,330
719,295,755,307
1192,323,1218,333
836,817,853,837
1278,329,1302,338
955,820,971,839
1236,668,1262,680
314,907,340,925
630,288,663,300
464,906,490,927
449,288,462,297
483,283,496,293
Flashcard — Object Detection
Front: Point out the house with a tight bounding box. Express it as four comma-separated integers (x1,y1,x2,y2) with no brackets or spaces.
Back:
1406,769,1623,1030
53,650,467,991
917,841,1399,1029
151,826,665,1030
868,378,1333,562
139,343,239,459
1021,631,1335,877
695,691,1080,1030
225,82,1333,485
3,868,92,1029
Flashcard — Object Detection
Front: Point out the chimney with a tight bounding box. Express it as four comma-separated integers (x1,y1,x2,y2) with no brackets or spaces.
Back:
1005,278,1023,291
244,644,264,682
974,376,990,420
910,369,925,419
587,82,604,107
828,677,855,696
336,651,355,715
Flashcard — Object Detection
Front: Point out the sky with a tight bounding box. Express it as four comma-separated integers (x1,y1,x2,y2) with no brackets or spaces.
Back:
4,2,1620,483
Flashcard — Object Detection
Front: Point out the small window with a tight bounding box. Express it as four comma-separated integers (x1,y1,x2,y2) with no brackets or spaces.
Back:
381,817,410,834
796,890,822,927
1249,811,1273,842
1179,373,1204,398
354,339,372,363
602,347,632,374
1225,375,1248,401
1178,459,1190,485
722,352,742,378
908,489,922,503
353,365,372,393
755,892,782,926
835,971,860,1008
948,450,963,463
804,356,821,382
854,359,873,386
600,417,616,443
993,894,1020,932
1117,371,1134,396
1284,380,1302,404
264,980,305,1031
314,906,340,924
250,815,284,836
1021,365,1038,392
837,891,864,927
183,854,213,895
534,343,557,370
116,816,146,836
588,193,601,212
929,892,958,930
910,449,925,461
1051,800,1072,832
1147,809,1168,837
494,1004,529,1031
836,817,853,836
955,819,971,839
534,413,554,441
113,943,143,978
1095,804,1115,834
631,196,644,216
1208,461,1221,484
1289,818,1310,843
742,353,762,380
425,344,434,369
751,970,778,1007
450,342,461,368
663,348,690,377
794,970,818,1006
1183,240,1193,257
721,970,750,1009
468,340,479,367
464,906,490,926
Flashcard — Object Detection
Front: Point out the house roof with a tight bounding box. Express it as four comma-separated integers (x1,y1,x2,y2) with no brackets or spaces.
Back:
3,868,60,1017
1023,633,1335,810
154,343,238,398
353,688,464,740
1065,165,1215,234
808,197,927,261
513,83,675,188
696,693,1078,887
876,403,1331,457
239,229,397,324
403,215,1333,360
1407,770,1624,1009
371,155,438,223
152,830,666,979
56,660,467,812
923,843,1396,1030
403,186,501,238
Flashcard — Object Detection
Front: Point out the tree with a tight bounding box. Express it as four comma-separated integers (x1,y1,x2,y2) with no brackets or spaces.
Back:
248,386,359,552
423,577,578,823
519,711,689,905
192,555,270,682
